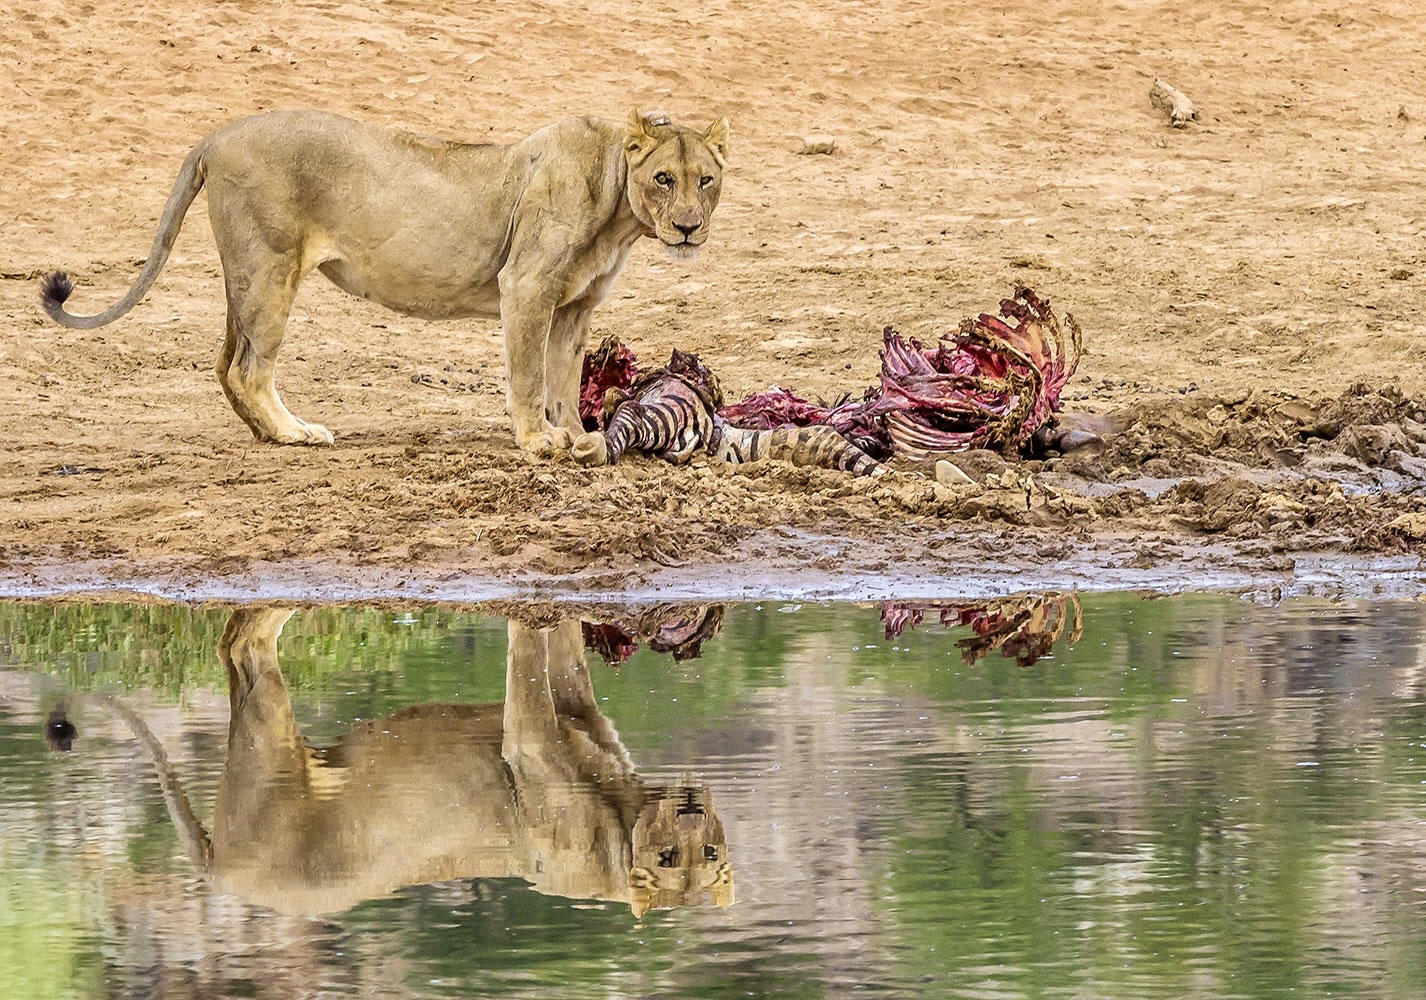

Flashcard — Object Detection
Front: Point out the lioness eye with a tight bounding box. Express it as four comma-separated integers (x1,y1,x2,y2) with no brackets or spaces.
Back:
657,847,680,868
654,172,674,187
699,175,715,189
703,845,719,861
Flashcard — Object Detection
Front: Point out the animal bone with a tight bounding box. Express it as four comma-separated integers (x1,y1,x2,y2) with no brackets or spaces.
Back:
1149,78,1199,127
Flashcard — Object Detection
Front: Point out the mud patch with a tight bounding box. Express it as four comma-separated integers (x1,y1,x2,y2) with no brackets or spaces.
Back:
1041,384,1426,552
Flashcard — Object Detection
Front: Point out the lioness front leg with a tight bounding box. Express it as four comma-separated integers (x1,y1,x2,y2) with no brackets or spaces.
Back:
545,302,596,437
498,276,572,457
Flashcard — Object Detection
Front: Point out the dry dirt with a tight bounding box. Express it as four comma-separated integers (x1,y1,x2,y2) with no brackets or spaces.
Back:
3,0,1425,604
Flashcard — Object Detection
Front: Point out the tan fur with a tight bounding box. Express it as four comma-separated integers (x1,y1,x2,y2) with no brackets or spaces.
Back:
41,109,729,454
197,608,733,916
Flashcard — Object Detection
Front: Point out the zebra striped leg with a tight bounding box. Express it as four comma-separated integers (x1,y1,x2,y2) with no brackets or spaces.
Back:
573,384,712,467
710,420,888,477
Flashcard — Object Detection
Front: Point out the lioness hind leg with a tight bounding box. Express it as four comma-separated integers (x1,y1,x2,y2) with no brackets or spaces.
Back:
216,256,333,445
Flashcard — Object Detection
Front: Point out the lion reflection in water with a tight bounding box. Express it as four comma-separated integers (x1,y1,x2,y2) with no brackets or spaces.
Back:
165,608,732,917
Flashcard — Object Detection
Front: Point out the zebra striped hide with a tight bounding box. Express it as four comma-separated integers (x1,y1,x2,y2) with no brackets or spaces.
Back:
571,350,887,478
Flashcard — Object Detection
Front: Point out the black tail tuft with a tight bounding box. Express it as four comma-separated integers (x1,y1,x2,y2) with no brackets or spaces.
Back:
40,271,74,310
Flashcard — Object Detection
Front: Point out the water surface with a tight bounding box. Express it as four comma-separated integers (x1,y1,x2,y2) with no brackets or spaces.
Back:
1,593,1423,999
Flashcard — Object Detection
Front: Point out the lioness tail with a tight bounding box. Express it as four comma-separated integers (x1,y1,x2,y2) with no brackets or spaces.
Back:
40,143,208,329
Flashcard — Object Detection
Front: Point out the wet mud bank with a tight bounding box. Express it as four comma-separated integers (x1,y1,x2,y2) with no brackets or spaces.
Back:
4,385,1424,606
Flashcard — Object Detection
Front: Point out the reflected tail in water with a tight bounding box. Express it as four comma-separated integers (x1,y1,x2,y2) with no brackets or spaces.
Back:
90,693,215,876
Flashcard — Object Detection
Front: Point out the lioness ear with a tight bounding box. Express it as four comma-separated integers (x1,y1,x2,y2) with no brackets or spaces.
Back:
703,116,730,167
625,108,658,165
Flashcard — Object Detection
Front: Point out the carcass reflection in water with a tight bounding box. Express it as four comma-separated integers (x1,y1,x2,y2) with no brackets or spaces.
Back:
122,605,734,917
882,591,1083,666
580,602,726,665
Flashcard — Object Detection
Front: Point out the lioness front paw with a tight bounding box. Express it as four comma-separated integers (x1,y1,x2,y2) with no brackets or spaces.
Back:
515,424,573,458
265,420,335,445
283,421,335,445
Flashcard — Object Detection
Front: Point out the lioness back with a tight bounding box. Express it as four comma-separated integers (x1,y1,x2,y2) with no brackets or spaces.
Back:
200,111,530,319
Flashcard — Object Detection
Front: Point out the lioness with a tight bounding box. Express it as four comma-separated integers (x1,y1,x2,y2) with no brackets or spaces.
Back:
108,607,734,917
41,109,729,454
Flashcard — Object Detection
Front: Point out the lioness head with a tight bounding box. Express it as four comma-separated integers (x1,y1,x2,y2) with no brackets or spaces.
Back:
624,110,729,260
629,785,733,918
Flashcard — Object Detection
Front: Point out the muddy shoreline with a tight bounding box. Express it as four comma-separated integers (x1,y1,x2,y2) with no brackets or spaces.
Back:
4,534,1422,608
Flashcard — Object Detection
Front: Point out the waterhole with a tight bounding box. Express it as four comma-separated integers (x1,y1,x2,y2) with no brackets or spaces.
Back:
1,594,1423,998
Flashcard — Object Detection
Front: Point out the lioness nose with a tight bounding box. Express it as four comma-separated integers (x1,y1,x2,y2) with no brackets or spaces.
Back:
674,220,700,237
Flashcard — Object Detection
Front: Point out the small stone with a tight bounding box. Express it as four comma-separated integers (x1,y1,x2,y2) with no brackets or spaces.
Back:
794,135,837,155
935,459,973,486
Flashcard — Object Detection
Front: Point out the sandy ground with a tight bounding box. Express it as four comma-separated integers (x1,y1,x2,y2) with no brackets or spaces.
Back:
3,0,1425,604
